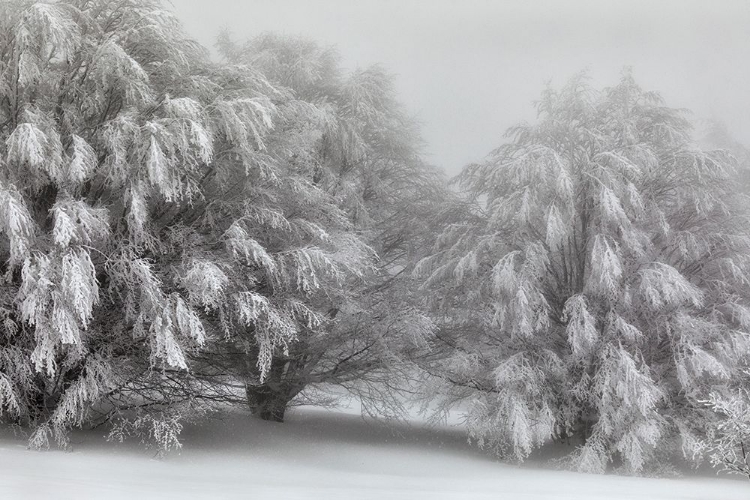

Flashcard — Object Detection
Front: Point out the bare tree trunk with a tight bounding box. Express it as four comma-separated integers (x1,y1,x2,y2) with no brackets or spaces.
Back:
245,384,291,422
245,356,306,423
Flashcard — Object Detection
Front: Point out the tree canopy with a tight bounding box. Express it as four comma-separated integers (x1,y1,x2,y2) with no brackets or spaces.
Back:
0,0,444,448
415,72,750,473
1,1,749,478
208,31,447,421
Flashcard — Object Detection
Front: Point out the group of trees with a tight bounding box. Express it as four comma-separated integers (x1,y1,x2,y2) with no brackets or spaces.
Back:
0,0,444,450
0,0,748,478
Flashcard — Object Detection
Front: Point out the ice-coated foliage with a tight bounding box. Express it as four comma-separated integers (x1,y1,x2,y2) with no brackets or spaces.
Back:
190,32,447,422
705,387,750,479
0,0,444,448
0,0,223,448
0,0,395,448
415,71,750,473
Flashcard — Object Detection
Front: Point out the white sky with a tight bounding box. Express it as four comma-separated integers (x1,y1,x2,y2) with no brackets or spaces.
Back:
171,0,750,174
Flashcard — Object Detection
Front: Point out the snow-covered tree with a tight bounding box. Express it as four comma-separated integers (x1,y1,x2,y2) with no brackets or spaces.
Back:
0,0,211,448
0,0,382,447
415,71,750,473
202,33,447,421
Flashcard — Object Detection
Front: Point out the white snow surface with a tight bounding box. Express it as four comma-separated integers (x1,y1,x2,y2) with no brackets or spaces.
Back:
0,404,746,500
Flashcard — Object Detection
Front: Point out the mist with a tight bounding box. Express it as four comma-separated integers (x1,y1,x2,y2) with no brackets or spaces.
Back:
3,1,750,498
173,0,750,174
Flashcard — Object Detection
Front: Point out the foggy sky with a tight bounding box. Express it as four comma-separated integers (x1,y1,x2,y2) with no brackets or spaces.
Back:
172,0,750,174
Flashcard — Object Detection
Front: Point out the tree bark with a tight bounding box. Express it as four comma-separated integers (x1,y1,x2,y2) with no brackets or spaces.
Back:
244,348,311,422
245,384,292,422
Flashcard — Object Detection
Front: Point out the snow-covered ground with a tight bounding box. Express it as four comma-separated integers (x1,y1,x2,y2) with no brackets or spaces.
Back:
0,405,746,500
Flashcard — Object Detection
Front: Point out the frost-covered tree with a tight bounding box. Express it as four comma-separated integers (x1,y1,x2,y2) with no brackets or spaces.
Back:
0,0,380,447
202,33,446,421
0,0,211,448
415,72,750,473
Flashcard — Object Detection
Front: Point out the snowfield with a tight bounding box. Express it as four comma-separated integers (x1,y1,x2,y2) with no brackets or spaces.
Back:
0,405,747,500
